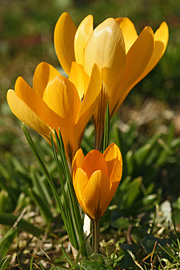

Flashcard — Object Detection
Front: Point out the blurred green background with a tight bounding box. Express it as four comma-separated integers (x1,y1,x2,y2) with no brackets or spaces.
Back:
0,0,179,103
0,1,180,267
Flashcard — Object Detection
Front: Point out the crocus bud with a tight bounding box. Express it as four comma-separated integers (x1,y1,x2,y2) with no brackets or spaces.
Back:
72,143,123,220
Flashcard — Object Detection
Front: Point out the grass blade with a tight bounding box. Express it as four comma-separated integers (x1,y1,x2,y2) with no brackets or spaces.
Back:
54,129,85,252
0,227,17,258
28,188,53,223
103,102,110,153
0,255,11,270
0,213,42,237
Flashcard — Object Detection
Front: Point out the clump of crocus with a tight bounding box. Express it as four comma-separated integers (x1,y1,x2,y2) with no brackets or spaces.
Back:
7,62,102,163
72,143,123,253
54,13,169,149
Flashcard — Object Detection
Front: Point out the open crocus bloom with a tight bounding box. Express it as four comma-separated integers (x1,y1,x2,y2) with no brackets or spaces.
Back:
72,143,123,220
7,62,102,162
54,13,169,148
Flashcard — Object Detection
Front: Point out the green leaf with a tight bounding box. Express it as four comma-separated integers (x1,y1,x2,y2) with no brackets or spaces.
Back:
159,244,180,264
111,217,129,229
155,138,172,167
28,188,53,223
22,124,84,252
141,234,170,255
21,125,66,229
50,132,79,250
0,165,18,203
53,129,85,252
118,249,135,269
170,137,180,149
0,190,9,214
125,150,134,175
0,213,42,237
15,193,30,212
30,166,52,206
6,154,27,175
136,144,152,164
172,208,180,225
80,261,113,270
142,194,158,206
0,255,11,270
166,123,175,145
119,177,142,209
134,134,160,166
0,227,17,258
120,243,140,253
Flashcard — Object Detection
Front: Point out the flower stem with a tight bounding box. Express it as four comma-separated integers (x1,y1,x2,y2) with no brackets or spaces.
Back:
92,219,100,254
94,89,107,151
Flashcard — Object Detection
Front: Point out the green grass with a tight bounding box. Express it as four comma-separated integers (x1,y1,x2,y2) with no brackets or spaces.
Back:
0,119,180,269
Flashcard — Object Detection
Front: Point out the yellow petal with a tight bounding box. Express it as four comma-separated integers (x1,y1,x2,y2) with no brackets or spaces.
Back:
32,62,78,146
100,179,119,219
74,15,93,65
154,22,169,54
33,62,60,98
84,18,126,94
42,74,81,159
109,159,122,184
122,26,154,89
14,76,62,130
116,17,138,53
82,150,108,179
72,148,85,178
103,143,123,180
137,22,169,81
112,26,154,115
69,62,89,101
7,90,53,140
54,12,76,75
75,64,102,138
103,143,122,162
73,167,89,215
43,74,80,121
82,170,110,219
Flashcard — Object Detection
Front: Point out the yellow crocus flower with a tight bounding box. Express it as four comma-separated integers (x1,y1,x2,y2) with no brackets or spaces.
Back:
7,62,102,162
54,13,169,148
72,143,123,220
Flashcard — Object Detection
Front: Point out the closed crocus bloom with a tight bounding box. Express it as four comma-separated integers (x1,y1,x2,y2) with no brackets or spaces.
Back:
72,143,123,220
7,62,102,162
54,13,169,148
